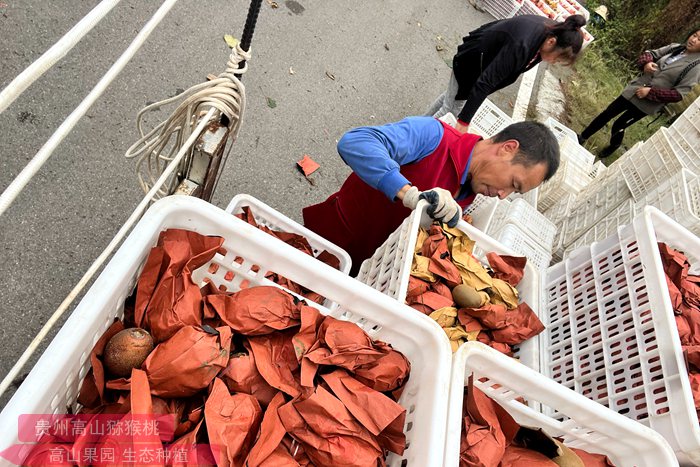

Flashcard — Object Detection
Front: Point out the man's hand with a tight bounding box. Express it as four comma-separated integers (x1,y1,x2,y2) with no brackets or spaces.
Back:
455,120,469,134
401,186,461,227
643,62,658,74
635,86,651,99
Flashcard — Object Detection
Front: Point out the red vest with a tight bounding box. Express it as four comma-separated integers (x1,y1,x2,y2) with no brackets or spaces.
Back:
303,121,479,275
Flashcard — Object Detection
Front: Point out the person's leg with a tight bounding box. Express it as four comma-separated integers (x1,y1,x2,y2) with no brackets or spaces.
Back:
428,72,466,119
579,95,630,143
425,91,446,116
599,105,647,157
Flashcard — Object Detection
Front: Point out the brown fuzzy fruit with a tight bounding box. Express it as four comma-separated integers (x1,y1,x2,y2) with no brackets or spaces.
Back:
452,284,484,309
103,328,154,378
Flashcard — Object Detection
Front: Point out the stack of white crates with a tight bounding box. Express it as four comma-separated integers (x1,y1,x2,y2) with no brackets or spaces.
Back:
465,195,556,269
551,97,700,260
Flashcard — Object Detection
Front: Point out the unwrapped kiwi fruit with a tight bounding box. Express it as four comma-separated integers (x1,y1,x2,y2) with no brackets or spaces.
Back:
104,328,154,378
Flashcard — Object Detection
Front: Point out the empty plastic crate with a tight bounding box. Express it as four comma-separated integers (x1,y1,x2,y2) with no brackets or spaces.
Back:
542,192,577,226
559,136,595,174
489,198,557,250
357,201,542,370
633,168,700,237
544,116,578,143
494,223,553,270
543,206,700,464
562,165,632,246
619,127,684,201
469,99,512,138
538,158,593,211
563,198,636,256
666,125,700,176
463,194,506,232
589,160,607,180
0,196,453,467
444,342,677,466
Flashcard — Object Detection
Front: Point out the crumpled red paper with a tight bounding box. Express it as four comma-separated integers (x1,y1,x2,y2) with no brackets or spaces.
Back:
143,325,232,398
77,319,125,409
248,329,303,398
659,243,700,413
205,286,302,335
278,385,384,466
486,253,527,287
135,229,224,342
205,378,263,467
219,342,278,408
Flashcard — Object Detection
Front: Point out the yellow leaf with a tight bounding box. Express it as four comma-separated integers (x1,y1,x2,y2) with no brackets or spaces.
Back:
224,34,239,48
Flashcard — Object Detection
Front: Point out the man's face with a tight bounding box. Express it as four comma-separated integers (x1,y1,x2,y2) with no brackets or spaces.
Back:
469,147,549,199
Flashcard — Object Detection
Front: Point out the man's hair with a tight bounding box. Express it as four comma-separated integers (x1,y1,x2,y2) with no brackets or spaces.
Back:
491,121,560,181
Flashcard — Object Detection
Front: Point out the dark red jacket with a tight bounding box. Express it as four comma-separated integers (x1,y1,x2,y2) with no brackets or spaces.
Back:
303,121,479,275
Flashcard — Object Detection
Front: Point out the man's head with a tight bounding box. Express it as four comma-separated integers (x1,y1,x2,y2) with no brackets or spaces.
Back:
468,121,559,199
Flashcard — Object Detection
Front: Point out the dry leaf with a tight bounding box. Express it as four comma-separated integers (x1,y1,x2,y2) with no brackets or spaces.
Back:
289,66,295,75
384,43,390,51
325,71,336,80
436,45,445,51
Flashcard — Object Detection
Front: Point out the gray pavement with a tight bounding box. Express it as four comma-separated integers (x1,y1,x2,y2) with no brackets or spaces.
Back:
0,0,521,407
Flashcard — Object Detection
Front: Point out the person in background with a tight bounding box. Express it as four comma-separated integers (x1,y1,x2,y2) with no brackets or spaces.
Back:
302,117,559,275
426,14,587,133
578,27,700,158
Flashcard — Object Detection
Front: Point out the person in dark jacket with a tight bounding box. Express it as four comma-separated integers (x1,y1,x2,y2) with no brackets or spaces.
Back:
578,27,700,158
426,14,587,133
302,118,559,275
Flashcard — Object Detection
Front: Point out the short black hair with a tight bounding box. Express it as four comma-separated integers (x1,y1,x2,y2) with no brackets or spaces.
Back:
491,121,560,181
685,27,700,41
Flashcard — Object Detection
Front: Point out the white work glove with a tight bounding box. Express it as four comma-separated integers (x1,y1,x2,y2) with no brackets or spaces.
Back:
402,186,461,227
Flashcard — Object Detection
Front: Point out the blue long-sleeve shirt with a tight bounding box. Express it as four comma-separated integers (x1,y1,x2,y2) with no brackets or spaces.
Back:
337,116,472,200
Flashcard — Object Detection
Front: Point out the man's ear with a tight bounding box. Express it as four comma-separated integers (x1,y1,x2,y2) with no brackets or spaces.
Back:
500,139,520,159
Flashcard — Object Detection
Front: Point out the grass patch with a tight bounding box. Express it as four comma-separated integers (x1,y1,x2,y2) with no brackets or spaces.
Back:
560,43,670,164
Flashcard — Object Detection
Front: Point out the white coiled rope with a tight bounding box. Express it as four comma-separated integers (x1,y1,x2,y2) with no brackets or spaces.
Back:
124,43,251,197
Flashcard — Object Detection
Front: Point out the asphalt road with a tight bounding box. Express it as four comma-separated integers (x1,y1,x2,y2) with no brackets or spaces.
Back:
0,0,522,408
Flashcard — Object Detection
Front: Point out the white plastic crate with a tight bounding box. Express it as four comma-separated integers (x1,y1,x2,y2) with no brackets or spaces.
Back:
438,111,458,127
544,116,579,143
0,196,453,467
589,160,607,180
666,125,700,176
357,201,542,370
226,193,351,274
444,342,677,467
559,135,595,174
469,98,512,138
562,165,632,246
507,186,539,208
494,223,553,270
538,158,593,211
619,127,684,201
463,194,506,232
563,198,636,257
542,192,576,226
474,0,521,19
633,168,700,237
489,198,557,250
543,206,700,464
